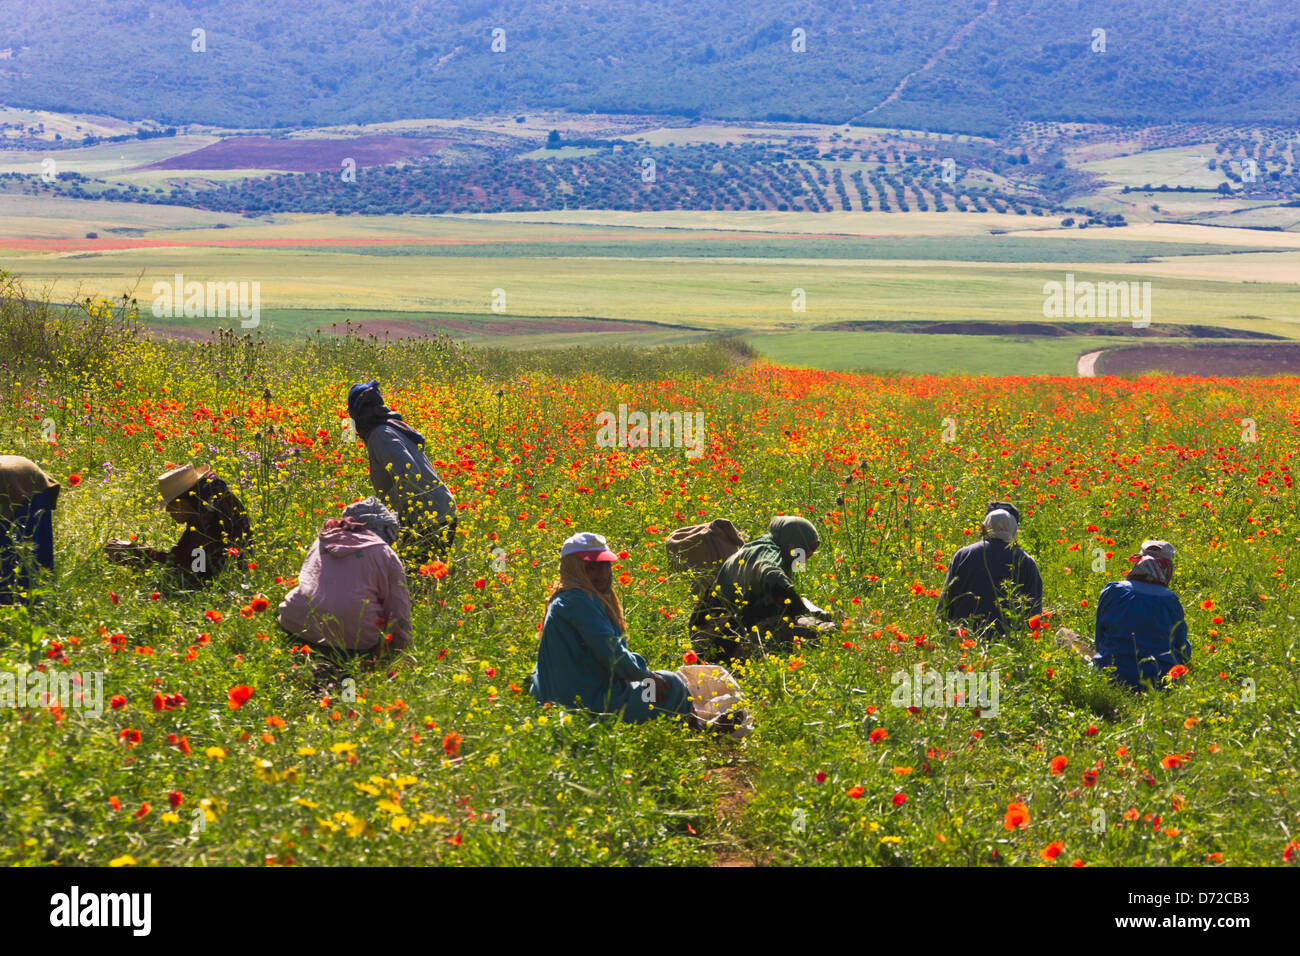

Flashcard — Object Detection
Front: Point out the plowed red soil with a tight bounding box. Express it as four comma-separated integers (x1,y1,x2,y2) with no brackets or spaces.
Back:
144,135,449,172
1100,344,1300,376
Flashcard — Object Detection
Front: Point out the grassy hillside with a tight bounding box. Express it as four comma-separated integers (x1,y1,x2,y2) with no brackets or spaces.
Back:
0,1,1297,135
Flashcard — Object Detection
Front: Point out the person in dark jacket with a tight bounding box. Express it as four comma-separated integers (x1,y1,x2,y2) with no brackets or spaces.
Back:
1090,539,1191,691
531,532,692,723
106,464,250,587
690,515,832,664
347,380,456,561
939,502,1042,638
0,455,60,604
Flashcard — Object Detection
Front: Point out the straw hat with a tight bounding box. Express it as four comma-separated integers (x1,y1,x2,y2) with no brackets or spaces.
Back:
156,463,210,508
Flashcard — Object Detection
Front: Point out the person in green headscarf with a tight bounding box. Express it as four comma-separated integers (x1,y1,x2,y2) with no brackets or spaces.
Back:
689,515,831,664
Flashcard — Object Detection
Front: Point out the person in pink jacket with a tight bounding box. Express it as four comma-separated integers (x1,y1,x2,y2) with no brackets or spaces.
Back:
278,498,412,659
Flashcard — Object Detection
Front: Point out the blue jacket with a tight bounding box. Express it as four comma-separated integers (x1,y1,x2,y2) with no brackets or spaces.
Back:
1092,579,1190,690
531,589,655,714
364,423,455,528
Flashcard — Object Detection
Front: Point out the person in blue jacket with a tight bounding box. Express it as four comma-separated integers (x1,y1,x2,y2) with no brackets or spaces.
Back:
1091,539,1191,691
531,532,693,723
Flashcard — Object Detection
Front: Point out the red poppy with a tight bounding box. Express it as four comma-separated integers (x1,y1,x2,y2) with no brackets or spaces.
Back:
168,791,183,808
869,728,888,743
1040,840,1065,861
442,732,462,756
846,785,865,798
1050,755,1068,775
227,684,254,710
1003,802,1030,830
892,792,908,806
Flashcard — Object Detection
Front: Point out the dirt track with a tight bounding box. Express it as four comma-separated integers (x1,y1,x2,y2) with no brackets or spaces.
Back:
1076,350,1105,376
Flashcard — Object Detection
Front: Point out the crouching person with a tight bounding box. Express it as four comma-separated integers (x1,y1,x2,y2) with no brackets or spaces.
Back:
689,515,830,664
531,532,692,723
0,455,60,604
278,498,412,663
1090,539,1190,691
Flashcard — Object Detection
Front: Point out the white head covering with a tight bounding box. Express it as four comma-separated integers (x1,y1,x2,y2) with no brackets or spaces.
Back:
342,497,400,545
1129,539,1175,586
981,508,1018,543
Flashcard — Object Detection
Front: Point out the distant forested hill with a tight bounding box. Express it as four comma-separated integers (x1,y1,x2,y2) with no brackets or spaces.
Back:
1,0,1297,135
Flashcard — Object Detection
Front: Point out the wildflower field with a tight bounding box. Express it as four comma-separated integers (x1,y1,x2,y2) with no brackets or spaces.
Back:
2,289,1298,868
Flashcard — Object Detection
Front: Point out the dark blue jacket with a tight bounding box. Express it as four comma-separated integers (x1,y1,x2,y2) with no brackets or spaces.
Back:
1092,579,1190,690
940,538,1043,635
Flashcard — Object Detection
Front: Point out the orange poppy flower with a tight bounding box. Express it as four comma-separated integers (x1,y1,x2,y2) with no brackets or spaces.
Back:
1004,802,1030,830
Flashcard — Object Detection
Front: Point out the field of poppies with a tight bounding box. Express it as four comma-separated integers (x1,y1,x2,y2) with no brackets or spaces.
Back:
2,285,1299,867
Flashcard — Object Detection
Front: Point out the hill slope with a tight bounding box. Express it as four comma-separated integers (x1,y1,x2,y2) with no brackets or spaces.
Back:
0,0,1297,135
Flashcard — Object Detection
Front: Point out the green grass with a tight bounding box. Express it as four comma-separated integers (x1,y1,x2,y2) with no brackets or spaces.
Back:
290,237,1281,262
751,331,1122,375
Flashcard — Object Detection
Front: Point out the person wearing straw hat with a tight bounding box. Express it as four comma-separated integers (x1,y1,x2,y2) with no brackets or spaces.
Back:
105,463,250,586
0,455,60,605
347,381,456,562
939,501,1042,639
530,532,693,724
1086,539,1191,691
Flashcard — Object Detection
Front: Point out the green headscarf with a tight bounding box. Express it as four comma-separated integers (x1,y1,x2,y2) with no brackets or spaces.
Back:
767,515,820,569
709,515,819,609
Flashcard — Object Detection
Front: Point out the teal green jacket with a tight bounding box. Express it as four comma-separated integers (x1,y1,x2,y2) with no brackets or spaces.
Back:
531,589,653,712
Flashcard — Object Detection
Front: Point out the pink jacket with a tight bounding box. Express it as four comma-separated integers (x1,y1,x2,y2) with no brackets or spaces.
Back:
277,523,412,652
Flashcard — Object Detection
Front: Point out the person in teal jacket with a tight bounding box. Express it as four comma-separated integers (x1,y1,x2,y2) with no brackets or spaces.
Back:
531,532,692,723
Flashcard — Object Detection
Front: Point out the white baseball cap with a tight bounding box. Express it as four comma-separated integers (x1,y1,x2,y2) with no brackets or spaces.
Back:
560,531,619,562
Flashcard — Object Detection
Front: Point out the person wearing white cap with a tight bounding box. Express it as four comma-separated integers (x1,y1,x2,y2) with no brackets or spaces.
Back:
530,532,693,723
105,463,250,586
939,501,1042,638
1089,539,1190,691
